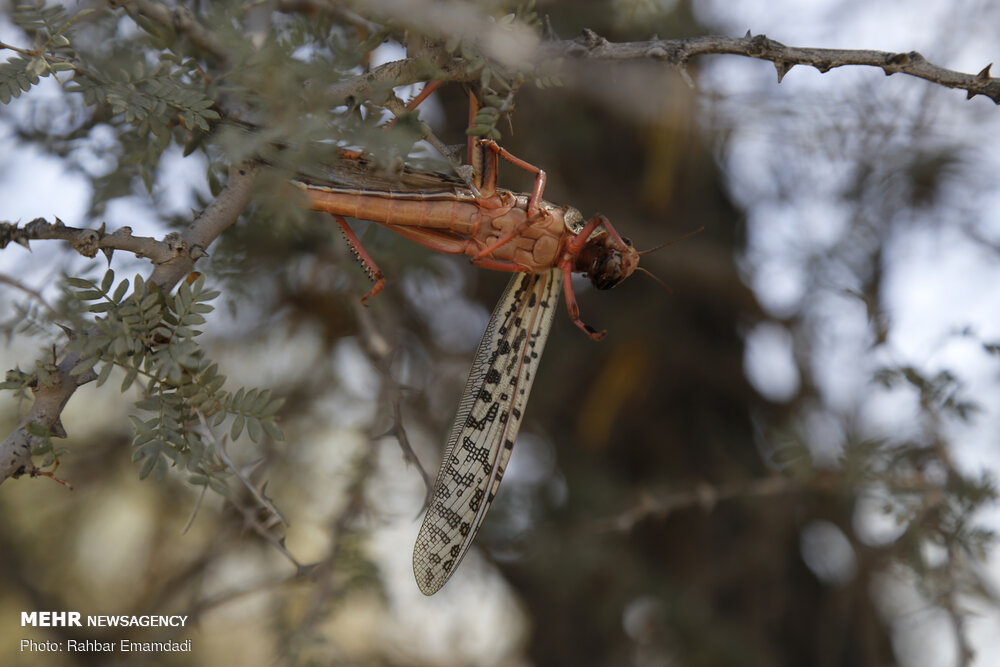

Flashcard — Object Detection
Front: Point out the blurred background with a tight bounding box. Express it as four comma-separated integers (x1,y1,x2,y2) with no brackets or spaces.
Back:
1,0,999,665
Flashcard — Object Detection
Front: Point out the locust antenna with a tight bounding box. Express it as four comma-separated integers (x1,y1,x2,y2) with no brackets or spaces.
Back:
635,226,705,293
635,266,673,294
638,226,705,255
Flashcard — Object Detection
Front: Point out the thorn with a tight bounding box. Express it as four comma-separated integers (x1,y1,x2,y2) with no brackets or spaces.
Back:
678,64,696,90
976,63,992,80
97,221,106,236
101,246,114,264
51,417,67,438
56,324,77,340
541,15,560,41
774,60,793,83
745,29,752,39
967,89,976,100
16,236,31,251
54,217,65,228
581,28,601,46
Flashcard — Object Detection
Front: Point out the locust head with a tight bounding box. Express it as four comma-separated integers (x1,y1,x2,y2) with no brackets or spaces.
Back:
581,222,706,295
566,210,640,290
580,233,640,289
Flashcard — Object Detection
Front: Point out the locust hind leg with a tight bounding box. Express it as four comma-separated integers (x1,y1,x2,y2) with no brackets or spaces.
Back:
466,134,551,260
333,215,385,305
475,139,548,218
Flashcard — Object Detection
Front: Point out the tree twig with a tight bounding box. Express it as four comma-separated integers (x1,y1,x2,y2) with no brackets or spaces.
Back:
596,475,796,533
543,31,1000,103
117,0,229,64
352,299,436,503
1,218,177,263
196,410,288,527
0,273,59,319
325,31,1000,106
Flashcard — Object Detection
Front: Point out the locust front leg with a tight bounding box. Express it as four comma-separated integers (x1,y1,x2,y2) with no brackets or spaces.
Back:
333,215,385,305
559,213,628,342
558,266,607,341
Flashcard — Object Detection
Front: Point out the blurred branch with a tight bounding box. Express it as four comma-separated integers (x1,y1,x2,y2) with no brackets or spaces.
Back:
0,40,39,57
0,273,59,319
226,490,302,569
353,300,435,503
598,475,795,532
0,162,258,485
116,0,229,64
196,411,288,527
599,471,954,533
944,542,975,667
182,574,297,627
383,89,468,171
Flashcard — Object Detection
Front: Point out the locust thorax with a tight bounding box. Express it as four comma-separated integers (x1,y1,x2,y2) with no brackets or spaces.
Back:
575,233,640,290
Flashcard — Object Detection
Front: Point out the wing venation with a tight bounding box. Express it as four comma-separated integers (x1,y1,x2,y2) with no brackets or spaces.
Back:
412,269,562,595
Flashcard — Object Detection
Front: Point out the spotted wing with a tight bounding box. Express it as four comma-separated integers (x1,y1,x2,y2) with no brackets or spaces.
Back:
413,269,562,595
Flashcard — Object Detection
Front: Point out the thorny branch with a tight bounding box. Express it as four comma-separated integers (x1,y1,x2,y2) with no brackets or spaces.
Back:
196,411,289,526
0,217,179,263
5,5,997,110
597,475,796,533
111,5,1000,207
0,162,258,485
598,471,960,533
321,31,1000,106
352,298,436,504
602,468,994,664
0,273,58,319
545,31,1000,103
123,0,1000,105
